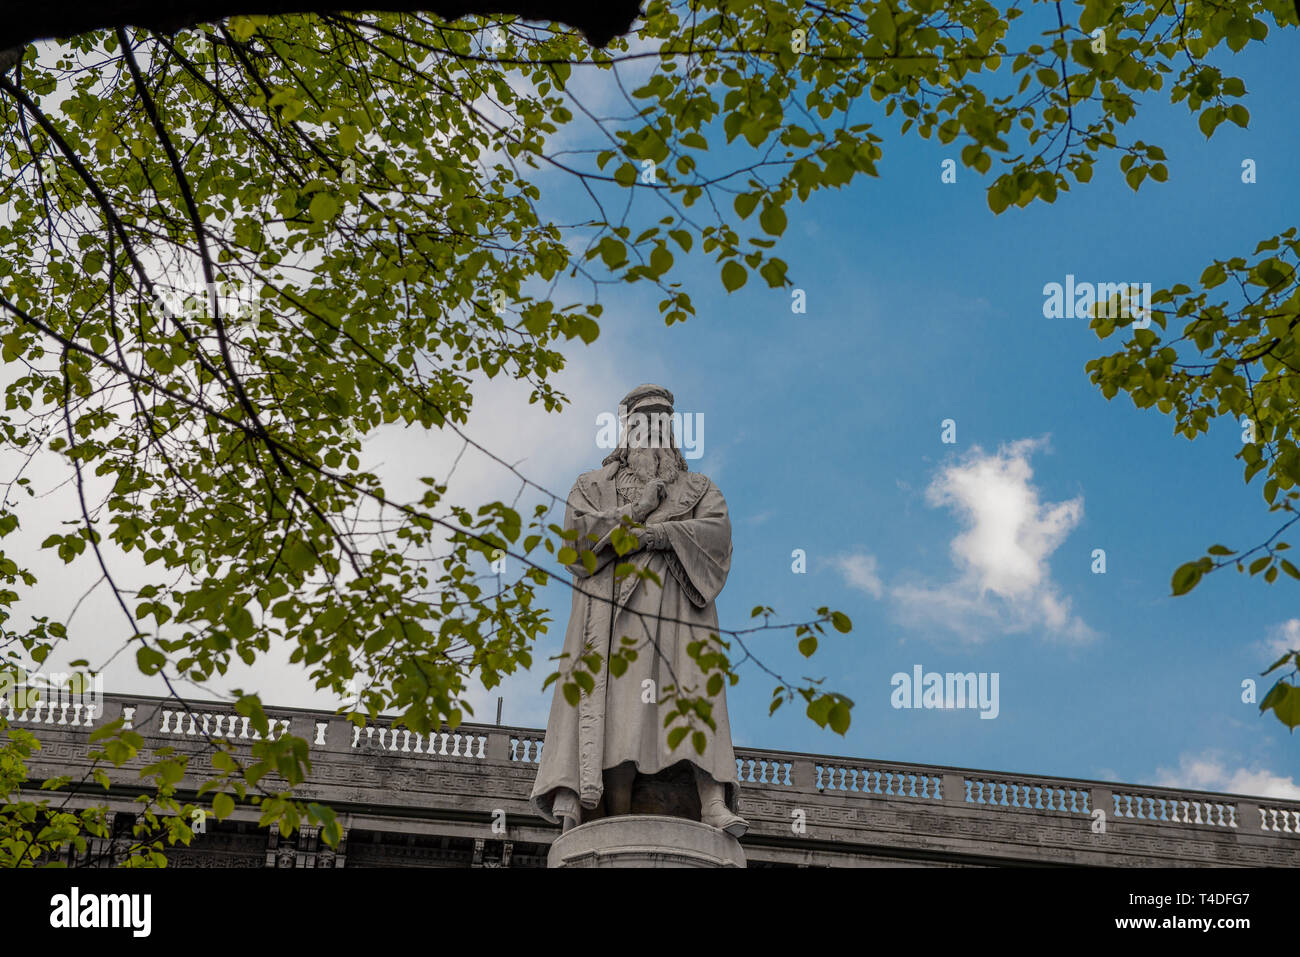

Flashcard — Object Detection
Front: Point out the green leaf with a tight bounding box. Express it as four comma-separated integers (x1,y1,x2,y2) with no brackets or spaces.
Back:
758,203,787,237
136,646,166,676
1170,561,1204,595
1198,107,1222,138
828,701,851,735
733,192,760,219
308,192,339,222
720,261,747,292
806,694,833,727
1260,680,1300,730
613,163,637,187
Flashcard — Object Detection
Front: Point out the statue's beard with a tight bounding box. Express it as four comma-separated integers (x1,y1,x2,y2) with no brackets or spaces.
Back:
627,447,680,485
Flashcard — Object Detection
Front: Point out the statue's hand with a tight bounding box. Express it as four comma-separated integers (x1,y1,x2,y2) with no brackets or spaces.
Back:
638,524,668,550
634,479,667,517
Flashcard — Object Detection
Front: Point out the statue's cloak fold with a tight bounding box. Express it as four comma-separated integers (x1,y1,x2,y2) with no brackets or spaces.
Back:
529,462,740,826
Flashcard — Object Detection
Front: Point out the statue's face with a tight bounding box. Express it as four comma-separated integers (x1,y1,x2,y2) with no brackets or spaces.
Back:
625,410,672,450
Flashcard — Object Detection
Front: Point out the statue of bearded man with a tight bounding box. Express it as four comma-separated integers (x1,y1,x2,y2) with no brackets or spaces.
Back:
529,384,747,838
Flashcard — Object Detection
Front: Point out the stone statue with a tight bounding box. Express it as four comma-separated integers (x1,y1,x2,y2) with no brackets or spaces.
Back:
530,384,747,838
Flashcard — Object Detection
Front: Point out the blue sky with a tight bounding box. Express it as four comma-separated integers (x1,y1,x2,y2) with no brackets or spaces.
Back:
19,16,1298,801
478,26,1300,798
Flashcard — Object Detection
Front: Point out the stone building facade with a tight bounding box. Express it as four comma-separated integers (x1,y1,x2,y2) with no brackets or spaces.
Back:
8,693,1300,867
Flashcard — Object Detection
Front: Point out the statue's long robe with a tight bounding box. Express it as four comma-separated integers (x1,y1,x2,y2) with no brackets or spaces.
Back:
529,461,740,825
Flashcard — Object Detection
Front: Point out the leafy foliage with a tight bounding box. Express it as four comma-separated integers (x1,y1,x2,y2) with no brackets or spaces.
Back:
0,0,1297,862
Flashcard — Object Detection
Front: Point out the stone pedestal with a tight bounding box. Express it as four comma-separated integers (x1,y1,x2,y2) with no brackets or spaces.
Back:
547,815,746,868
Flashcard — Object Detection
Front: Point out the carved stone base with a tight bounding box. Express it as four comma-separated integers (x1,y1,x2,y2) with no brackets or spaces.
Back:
547,815,746,868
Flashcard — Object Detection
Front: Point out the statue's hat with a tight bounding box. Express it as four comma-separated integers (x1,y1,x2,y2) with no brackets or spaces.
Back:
620,383,674,414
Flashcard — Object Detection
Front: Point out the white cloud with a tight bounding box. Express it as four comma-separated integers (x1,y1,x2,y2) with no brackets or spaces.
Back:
1154,752,1300,800
890,437,1091,642
1262,619,1300,661
830,551,884,599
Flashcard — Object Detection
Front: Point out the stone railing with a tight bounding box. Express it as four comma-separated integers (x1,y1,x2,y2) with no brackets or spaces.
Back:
727,746,1300,838
8,692,1300,865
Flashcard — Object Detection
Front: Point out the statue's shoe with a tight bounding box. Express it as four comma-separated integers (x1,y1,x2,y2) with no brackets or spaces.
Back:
701,802,748,839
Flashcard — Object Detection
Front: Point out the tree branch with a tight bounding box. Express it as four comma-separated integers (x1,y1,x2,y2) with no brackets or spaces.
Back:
1,0,642,52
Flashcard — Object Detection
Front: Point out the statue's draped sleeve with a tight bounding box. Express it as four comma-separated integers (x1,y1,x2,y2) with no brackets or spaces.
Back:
655,481,732,608
562,479,630,579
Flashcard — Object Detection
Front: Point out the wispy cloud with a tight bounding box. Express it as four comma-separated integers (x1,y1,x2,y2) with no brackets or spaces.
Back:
1262,619,1300,660
890,437,1091,642
1153,752,1300,800
830,551,884,599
